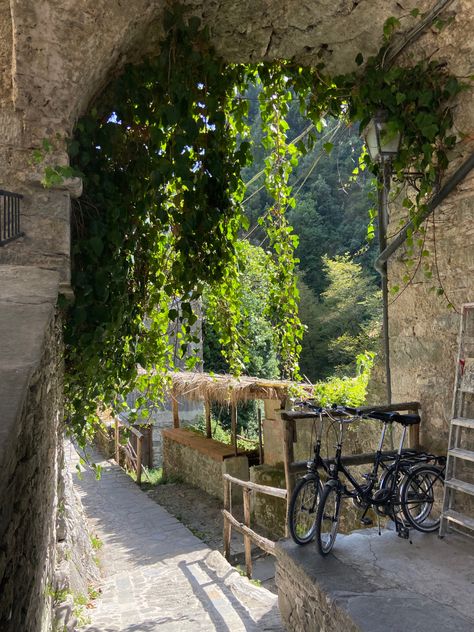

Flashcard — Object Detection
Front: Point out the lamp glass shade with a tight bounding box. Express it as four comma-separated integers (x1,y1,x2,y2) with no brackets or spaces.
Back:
363,118,380,161
363,113,401,162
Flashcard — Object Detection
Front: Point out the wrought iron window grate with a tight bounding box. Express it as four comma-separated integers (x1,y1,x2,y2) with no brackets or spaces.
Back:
0,189,24,246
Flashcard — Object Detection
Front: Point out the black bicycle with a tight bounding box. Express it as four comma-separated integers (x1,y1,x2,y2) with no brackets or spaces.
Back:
314,409,444,555
287,403,347,544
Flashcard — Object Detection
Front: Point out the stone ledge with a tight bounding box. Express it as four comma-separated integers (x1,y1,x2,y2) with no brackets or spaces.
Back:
162,427,243,462
275,529,474,632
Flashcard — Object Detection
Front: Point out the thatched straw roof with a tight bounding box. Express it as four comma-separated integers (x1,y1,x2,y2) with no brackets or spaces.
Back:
169,371,311,405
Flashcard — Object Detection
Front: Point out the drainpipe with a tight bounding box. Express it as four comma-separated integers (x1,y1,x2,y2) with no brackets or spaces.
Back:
378,162,392,406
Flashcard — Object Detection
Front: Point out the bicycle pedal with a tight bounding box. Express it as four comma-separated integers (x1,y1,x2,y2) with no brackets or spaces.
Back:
397,526,410,540
360,517,373,526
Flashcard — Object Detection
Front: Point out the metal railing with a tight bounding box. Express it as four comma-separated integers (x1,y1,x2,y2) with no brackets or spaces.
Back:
0,189,24,246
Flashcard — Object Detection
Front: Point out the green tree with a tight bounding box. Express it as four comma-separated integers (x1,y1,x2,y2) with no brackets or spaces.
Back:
298,255,381,381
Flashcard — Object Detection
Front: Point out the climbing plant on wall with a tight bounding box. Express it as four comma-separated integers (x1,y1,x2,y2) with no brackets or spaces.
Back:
62,4,465,443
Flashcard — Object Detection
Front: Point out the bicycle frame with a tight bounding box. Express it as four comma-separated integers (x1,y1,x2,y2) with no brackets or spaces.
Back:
305,411,333,478
327,418,411,536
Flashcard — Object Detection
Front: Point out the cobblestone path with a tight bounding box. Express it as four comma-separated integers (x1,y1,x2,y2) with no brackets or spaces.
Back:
72,450,284,632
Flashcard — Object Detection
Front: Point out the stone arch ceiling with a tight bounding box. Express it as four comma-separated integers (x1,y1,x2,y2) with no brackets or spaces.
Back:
4,0,431,133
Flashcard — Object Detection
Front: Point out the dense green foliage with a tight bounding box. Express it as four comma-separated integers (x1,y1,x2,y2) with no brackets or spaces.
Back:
55,5,465,441
299,256,380,381
203,240,279,379
312,351,375,407
65,11,253,442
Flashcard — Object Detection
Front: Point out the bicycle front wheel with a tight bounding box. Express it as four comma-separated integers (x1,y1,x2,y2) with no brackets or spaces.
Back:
288,475,321,545
400,465,444,532
315,483,342,556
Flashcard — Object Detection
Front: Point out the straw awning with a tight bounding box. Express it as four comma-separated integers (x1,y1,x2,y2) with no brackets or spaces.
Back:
169,371,310,405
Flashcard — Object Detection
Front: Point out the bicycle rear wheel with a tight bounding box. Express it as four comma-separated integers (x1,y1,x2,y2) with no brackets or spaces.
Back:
288,475,321,544
400,465,444,532
315,482,342,556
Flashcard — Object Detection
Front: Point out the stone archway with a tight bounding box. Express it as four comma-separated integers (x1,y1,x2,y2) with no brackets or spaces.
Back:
0,0,430,281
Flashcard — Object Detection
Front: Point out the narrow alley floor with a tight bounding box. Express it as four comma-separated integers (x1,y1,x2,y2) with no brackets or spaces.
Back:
70,446,284,632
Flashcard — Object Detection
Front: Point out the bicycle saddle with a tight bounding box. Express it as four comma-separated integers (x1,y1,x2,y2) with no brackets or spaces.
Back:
368,411,420,425
344,407,420,425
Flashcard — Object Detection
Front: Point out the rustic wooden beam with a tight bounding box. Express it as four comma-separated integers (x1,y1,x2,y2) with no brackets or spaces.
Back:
289,448,419,474
281,402,420,422
243,488,252,578
223,473,287,499
222,510,275,556
354,402,420,413
409,424,420,450
282,416,295,537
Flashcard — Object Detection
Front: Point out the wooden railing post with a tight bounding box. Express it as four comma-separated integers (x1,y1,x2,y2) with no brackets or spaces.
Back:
408,406,421,450
223,476,231,561
114,418,120,464
243,488,252,578
136,435,143,486
282,415,295,537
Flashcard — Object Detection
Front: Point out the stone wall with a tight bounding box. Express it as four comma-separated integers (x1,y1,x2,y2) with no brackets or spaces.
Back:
0,266,62,631
53,442,100,632
162,428,249,503
275,540,360,632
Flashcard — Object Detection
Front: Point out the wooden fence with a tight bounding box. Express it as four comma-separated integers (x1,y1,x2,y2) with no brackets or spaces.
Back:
222,473,287,579
114,418,148,485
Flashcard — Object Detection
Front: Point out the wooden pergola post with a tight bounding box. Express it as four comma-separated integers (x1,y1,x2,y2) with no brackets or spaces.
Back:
231,403,238,456
205,397,212,439
172,385,180,428
136,435,142,486
114,418,120,464
257,406,263,465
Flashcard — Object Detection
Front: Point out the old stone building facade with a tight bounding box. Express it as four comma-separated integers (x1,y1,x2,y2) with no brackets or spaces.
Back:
0,1,473,629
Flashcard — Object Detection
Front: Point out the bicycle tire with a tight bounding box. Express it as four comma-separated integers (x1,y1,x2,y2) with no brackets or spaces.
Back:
315,482,342,556
375,463,406,519
288,475,321,545
400,465,444,532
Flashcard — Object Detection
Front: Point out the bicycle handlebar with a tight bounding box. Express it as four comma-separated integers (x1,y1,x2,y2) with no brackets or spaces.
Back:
293,401,420,426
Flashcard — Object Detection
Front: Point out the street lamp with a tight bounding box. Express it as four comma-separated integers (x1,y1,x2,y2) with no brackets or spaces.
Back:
362,111,402,406
362,110,401,163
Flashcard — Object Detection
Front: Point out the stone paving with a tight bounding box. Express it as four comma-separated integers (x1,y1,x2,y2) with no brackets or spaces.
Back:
69,445,284,632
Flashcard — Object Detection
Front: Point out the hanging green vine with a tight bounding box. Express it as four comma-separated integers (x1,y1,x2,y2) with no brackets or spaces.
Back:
57,4,466,442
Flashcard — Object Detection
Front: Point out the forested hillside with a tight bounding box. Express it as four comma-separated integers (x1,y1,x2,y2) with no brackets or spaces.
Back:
203,85,382,383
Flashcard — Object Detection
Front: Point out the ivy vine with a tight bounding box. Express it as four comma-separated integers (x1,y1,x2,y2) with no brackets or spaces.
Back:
55,4,466,442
